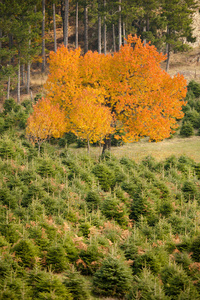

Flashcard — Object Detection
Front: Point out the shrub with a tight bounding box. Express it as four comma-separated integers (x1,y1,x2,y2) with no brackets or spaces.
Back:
184,109,200,128
85,190,101,211
93,256,133,298
190,235,200,262
180,121,194,137
0,188,18,209
46,245,68,272
130,194,151,222
3,98,18,113
187,80,200,98
127,268,168,300
101,195,128,226
78,244,104,275
161,264,196,298
63,270,90,300
0,117,5,133
182,181,197,201
12,239,38,268
195,163,200,179
28,270,72,299
92,163,116,191
0,139,18,159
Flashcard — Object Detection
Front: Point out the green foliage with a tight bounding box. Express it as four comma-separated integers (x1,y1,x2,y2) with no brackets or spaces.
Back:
127,268,169,300
101,195,128,226
184,110,200,128
92,163,116,191
78,244,104,275
28,270,72,299
190,236,200,262
46,245,68,273
12,239,38,268
1,113,200,299
3,98,18,113
180,121,194,137
182,181,197,201
85,190,101,211
161,264,197,298
63,270,90,300
93,256,133,298
187,80,200,98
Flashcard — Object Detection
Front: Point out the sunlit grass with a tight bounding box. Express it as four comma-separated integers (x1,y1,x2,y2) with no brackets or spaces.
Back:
73,136,200,163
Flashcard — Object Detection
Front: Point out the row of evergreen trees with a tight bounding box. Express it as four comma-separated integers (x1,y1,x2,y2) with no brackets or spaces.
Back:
0,86,200,298
0,0,197,103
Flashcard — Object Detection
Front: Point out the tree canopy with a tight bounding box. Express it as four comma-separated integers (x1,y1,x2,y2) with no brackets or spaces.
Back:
44,35,187,149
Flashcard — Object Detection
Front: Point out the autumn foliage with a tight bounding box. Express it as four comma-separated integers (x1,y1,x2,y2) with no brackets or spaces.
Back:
26,98,67,151
43,35,187,147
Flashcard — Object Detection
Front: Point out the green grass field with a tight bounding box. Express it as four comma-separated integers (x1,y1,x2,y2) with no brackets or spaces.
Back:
74,136,200,163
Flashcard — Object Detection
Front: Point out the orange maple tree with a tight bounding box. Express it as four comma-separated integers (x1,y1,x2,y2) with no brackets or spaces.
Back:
44,35,187,150
26,97,67,151
69,88,114,153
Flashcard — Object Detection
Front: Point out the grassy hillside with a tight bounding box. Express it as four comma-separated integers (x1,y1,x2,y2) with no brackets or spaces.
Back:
1,98,200,299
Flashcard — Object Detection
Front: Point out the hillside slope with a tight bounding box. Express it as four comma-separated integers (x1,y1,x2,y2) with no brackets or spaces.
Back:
1,99,200,299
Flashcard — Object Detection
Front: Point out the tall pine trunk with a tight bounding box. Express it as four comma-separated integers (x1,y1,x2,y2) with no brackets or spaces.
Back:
53,2,57,52
42,0,45,73
103,0,106,55
27,27,31,94
143,23,146,45
7,76,10,99
17,58,20,103
0,29,2,64
27,62,31,94
113,23,116,52
75,1,78,48
166,43,170,72
166,27,170,72
98,0,101,54
64,0,69,47
84,4,88,54
21,64,25,86
118,0,122,50
123,21,126,44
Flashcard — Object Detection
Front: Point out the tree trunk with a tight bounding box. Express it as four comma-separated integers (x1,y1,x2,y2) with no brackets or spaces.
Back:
27,27,31,94
64,0,69,47
166,26,170,72
146,16,149,31
166,43,170,72
143,23,146,45
7,76,10,99
102,135,111,154
123,21,126,45
98,0,101,54
75,1,78,48
113,23,116,52
27,62,31,94
17,59,20,104
103,0,106,55
21,64,25,86
53,2,57,52
87,138,90,154
9,34,14,63
0,29,2,64
42,0,45,73
84,4,89,54
118,0,122,50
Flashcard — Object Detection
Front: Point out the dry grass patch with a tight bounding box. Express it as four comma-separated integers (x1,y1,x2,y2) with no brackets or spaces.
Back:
111,136,200,163
73,136,200,163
